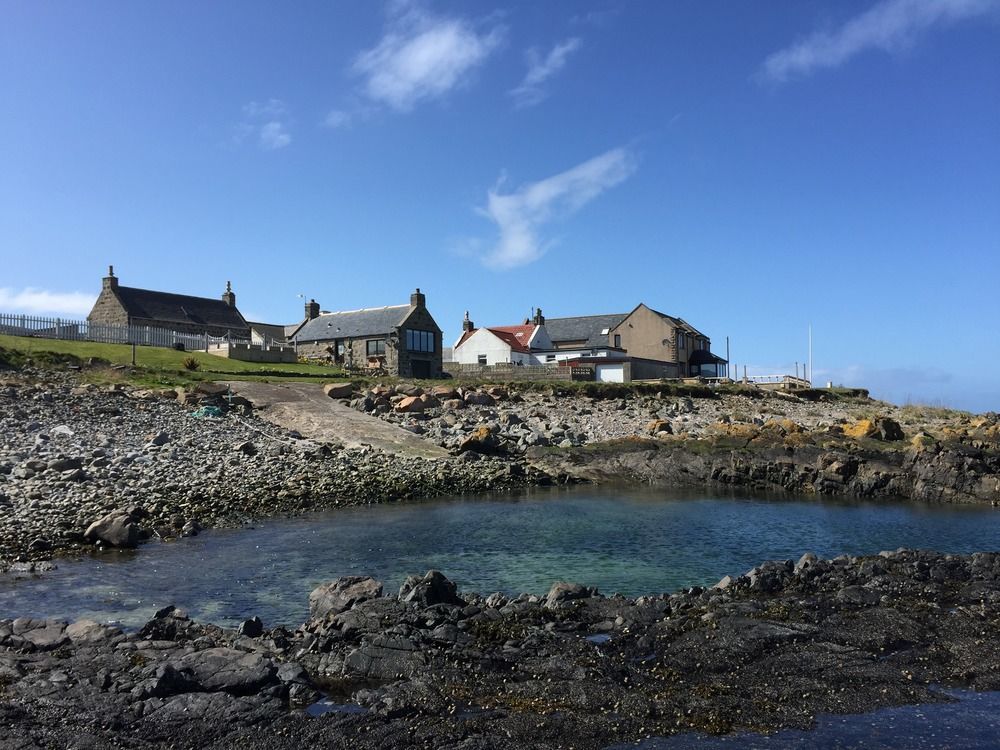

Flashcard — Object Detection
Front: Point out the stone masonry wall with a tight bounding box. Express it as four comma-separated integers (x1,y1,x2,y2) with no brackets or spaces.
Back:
86,289,129,327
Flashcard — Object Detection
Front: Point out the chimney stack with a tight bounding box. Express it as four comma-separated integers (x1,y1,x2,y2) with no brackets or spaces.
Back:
532,307,545,326
410,288,426,308
221,280,236,307
462,310,475,332
103,265,118,291
305,298,320,320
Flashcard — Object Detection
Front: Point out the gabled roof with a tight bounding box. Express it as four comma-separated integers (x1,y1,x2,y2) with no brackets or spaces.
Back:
292,305,411,342
455,325,537,353
544,313,628,348
488,327,534,353
489,325,536,352
113,286,248,331
641,304,707,339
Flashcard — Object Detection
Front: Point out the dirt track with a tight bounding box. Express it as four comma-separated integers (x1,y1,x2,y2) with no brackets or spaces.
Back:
225,381,449,460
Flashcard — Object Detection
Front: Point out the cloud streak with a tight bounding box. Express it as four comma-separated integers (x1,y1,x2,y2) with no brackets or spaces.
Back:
353,2,504,112
236,99,292,150
759,0,999,83
0,287,97,317
510,37,582,108
477,147,636,270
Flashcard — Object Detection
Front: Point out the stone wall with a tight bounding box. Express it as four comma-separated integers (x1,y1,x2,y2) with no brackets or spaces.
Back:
86,289,130,327
206,343,297,364
444,363,576,382
397,307,444,379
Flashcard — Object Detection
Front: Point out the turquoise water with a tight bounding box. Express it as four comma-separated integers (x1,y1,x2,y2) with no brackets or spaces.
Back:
1,487,998,628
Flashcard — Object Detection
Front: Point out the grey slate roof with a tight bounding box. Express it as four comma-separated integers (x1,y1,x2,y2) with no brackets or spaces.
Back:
293,305,411,342
113,286,248,331
645,305,706,338
544,314,628,348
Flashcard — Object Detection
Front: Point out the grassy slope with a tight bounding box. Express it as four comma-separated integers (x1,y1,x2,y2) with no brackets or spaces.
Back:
0,334,348,386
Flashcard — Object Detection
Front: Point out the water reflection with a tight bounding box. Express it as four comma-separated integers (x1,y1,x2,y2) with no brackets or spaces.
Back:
1,486,997,629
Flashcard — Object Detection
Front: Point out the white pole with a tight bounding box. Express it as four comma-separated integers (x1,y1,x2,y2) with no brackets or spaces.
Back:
808,324,812,385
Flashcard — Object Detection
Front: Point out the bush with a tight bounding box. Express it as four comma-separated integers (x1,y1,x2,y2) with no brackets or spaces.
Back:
181,356,200,371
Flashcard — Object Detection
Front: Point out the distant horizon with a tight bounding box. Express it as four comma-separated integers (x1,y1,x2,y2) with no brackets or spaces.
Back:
2,1,998,412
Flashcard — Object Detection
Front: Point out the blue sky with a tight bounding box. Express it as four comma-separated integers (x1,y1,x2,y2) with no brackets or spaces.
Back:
2,0,998,410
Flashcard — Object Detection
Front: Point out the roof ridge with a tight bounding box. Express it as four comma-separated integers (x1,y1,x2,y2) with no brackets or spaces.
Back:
317,304,409,316
545,313,628,320
118,285,231,304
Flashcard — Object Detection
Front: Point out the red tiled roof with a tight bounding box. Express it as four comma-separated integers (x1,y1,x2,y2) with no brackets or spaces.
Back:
455,325,537,353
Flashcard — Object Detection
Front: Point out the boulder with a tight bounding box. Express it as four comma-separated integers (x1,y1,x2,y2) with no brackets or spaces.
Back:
83,509,142,548
146,431,171,447
394,396,425,413
323,383,354,399
842,419,876,440
234,441,258,456
172,648,277,695
874,417,905,441
194,382,229,396
309,576,383,620
398,570,465,608
645,419,673,436
545,581,597,609
464,392,496,407
457,426,503,455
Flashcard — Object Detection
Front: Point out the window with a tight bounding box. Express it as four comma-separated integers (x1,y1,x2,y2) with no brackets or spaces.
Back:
366,339,385,356
477,354,488,365
677,332,686,350
614,334,621,348
545,354,556,363
406,329,435,353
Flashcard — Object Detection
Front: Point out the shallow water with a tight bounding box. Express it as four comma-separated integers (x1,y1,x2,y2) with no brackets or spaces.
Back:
1,486,998,628
615,689,1000,749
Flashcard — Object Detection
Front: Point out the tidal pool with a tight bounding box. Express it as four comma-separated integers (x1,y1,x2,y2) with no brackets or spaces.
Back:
2,486,998,628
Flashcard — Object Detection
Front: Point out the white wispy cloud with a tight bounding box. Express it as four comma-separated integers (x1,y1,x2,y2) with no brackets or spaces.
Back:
759,0,999,83
258,121,291,150
0,287,97,317
353,2,504,112
323,109,352,129
236,99,292,150
242,99,288,119
476,147,636,270
509,37,582,108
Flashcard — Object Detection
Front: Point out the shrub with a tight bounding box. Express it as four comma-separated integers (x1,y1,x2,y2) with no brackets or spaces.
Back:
181,356,200,371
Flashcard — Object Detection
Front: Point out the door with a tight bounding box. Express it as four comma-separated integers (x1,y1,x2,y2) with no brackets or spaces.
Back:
596,364,624,383
411,359,431,379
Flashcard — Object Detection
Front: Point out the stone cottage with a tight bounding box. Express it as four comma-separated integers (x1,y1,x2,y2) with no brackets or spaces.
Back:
289,289,443,378
86,267,251,338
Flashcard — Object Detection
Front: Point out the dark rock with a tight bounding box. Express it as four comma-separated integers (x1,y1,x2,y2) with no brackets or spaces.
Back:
238,616,264,638
309,576,383,620
398,570,464,608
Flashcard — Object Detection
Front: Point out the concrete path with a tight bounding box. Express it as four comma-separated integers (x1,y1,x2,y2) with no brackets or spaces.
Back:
224,381,449,460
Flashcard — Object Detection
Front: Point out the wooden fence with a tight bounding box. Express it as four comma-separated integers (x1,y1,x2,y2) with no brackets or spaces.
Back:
0,313,287,353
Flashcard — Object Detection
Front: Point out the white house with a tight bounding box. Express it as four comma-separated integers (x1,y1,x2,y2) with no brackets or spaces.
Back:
452,314,551,366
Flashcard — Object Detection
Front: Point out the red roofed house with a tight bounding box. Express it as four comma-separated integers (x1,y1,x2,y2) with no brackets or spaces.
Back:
451,311,553,366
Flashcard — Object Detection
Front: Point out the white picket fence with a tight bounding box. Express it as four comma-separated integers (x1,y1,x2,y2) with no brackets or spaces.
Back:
0,313,271,352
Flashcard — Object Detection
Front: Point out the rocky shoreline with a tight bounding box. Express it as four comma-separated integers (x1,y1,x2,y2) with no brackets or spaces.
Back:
2,549,999,748
2,365,1000,747
2,369,999,566
0,373,541,566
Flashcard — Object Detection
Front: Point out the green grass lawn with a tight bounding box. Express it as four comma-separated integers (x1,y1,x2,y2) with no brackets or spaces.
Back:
0,333,349,386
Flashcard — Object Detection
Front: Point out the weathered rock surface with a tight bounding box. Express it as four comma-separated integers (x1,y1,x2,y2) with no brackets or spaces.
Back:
1,552,999,748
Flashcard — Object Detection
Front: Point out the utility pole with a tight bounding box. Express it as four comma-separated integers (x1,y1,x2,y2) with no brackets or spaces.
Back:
808,324,813,385
726,336,730,380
